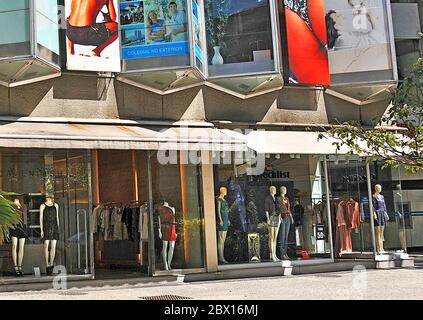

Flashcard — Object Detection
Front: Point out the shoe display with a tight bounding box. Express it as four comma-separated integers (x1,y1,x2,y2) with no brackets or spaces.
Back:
46,265,53,276
13,266,21,276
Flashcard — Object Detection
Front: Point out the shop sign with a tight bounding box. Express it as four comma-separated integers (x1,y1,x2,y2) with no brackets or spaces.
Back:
315,224,325,240
120,0,189,60
342,173,376,184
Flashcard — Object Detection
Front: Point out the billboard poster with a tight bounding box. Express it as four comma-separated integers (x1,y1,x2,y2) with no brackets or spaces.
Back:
283,0,330,86
120,0,189,60
65,0,121,72
192,0,204,69
325,0,392,77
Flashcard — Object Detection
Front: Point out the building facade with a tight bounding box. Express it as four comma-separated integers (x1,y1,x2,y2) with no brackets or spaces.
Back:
0,0,421,284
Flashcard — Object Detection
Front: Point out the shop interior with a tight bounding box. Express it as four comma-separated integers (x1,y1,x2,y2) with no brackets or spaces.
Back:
92,150,205,278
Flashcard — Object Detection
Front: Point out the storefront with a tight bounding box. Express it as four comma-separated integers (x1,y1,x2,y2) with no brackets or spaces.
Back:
0,149,92,280
0,121,243,283
0,125,417,283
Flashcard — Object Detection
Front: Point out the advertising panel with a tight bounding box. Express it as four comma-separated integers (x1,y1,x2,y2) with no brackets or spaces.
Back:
325,0,393,79
120,0,189,60
283,0,330,86
65,0,121,72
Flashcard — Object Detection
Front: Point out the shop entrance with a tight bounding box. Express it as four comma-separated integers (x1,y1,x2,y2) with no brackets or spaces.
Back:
91,150,206,279
326,156,375,259
92,150,150,278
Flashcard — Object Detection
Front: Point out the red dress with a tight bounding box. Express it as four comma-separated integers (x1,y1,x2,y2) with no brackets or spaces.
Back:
159,206,177,242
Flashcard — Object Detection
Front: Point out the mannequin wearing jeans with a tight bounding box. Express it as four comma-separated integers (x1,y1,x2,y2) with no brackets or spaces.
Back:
277,186,293,260
265,186,280,262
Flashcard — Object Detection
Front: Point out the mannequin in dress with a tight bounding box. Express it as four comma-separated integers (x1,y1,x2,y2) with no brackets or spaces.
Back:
217,187,230,264
158,201,177,271
372,184,388,253
10,198,28,276
40,196,59,275
277,186,293,260
265,186,280,262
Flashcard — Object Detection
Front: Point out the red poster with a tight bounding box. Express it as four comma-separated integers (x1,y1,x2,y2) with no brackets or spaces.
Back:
283,0,330,86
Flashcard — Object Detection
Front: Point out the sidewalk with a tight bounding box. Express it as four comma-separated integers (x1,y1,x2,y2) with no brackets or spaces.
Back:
0,259,407,293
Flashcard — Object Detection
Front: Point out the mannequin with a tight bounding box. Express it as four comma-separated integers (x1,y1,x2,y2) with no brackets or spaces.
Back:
216,187,230,264
40,196,59,276
10,198,28,276
372,184,388,253
158,201,177,271
265,186,280,262
277,186,293,260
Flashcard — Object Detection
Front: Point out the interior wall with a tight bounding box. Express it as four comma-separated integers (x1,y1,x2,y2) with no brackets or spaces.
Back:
97,150,134,204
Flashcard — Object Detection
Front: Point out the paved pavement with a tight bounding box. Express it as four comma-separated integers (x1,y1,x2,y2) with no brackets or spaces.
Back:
0,267,422,300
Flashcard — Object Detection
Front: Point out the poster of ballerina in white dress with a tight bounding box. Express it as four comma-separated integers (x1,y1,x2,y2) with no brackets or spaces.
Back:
325,0,394,78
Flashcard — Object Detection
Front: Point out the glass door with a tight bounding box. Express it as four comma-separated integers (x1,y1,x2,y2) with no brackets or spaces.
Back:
53,150,91,275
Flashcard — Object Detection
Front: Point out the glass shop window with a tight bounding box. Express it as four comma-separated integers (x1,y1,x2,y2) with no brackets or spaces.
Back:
0,0,31,58
204,0,276,77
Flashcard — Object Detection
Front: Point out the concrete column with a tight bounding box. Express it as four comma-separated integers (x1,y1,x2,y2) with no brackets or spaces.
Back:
201,150,218,273
91,150,100,206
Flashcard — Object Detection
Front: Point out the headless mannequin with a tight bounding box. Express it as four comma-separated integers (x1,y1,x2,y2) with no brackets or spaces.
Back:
217,187,229,264
158,202,177,271
266,186,280,262
40,197,59,274
11,198,26,276
373,184,386,253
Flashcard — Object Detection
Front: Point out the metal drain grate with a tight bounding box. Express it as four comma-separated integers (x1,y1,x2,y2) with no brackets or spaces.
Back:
140,295,192,301
58,291,89,296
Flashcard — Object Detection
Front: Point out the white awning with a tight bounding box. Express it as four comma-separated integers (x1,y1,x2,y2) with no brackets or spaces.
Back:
221,130,351,155
0,122,246,151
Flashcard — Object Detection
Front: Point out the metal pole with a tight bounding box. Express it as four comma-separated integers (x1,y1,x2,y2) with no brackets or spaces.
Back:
147,151,156,276
366,160,377,259
398,167,407,253
323,156,334,261
87,150,95,278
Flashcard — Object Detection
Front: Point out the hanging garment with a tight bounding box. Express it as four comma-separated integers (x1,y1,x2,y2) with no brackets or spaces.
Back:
92,205,102,234
111,207,124,240
292,204,304,227
228,178,247,232
122,207,133,239
131,207,140,242
351,201,361,230
139,205,149,240
342,201,354,230
336,202,352,255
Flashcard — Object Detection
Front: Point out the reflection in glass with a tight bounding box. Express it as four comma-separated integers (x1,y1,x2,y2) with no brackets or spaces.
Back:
0,149,91,278
205,0,275,77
